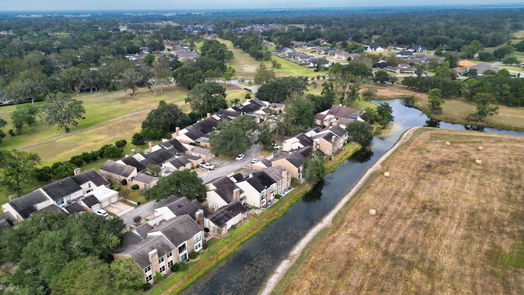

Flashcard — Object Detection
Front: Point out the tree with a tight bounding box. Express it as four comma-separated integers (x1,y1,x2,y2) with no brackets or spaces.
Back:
186,82,227,116
144,170,205,201
303,151,325,182
10,104,39,135
0,118,7,144
200,39,233,62
256,124,273,150
50,257,115,295
254,63,276,85
152,55,173,94
132,133,145,146
493,45,513,60
256,77,307,103
376,103,394,126
223,66,236,83
110,259,144,291
362,87,377,100
346,121,374,146
502,55,519,65
427,88,445,114
329,63,367,106
122,68,145,96
143,54,155,66
142,101,191,133
434,61,455,80
42,92,85,133
373,70,393,84
210,119,252,157
467,92,499,122
0,150,40,195
115,139,127,149
285,95,315,129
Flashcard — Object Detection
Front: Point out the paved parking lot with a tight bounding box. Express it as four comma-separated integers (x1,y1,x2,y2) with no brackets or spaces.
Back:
104,201,135,217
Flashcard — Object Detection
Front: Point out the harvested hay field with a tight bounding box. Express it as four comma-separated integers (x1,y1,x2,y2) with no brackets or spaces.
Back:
275,129,524,295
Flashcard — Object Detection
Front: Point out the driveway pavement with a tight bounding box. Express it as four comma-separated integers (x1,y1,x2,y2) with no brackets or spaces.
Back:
201,144,261,184
105,201,134,217
120,195,178,227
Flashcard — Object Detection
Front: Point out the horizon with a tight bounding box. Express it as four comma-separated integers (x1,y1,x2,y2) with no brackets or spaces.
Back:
0,1,523,13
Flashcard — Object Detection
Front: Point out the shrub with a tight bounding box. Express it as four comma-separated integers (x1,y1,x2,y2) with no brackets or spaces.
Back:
142,283,152,291
52,162,76,179
274,194,282,199
153,272,164,282
141,127,166,140
34,166,53,182
100,145,122,158
69,155,84,167
111,185,121,192
189,251,199,260
131,184,140,190
133,216,142,224
171,262,188,272
132,133,145,146
115,139,127,149
203,241,208,250
120,179,128,185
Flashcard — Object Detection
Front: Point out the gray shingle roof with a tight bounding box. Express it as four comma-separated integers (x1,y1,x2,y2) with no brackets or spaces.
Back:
157,215,201,247
121,156,147,172
81,195,100,208
209,177,242,204
42,177,82,201
159,138,187,153
143,149,177,165
208,201,247,227
101,160,136,178
165,197,205,219
329,125,347,137
134,173,158,185
72,169,109,187
64,202,86,214
8,189,50,219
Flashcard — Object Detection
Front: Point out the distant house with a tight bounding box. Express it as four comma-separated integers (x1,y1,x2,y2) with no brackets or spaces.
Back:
312,125,349,156
132,173,159,190
2,169,110,222
161,156,192,174
205,201,248,235
315,105,364,127
409,45,426,52
376,60,388,69
173,115,221,146
236,167,291,208
282,133,314,152
334,50,351,60
397,51,414,58
114,215,204,284
364,45,385,52
272,147,312,179
466,64,502,76
100,160,137,183
206,176,244,210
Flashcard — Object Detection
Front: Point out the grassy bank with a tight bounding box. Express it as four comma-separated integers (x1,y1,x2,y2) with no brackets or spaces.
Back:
373,84,524,131
275,128,524,295
146,142,362,295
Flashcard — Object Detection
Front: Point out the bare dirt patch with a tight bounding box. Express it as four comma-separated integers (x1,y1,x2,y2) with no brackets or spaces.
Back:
276,129,524,295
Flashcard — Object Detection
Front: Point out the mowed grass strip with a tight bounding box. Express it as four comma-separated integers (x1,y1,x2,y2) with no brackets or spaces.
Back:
276,129,524,295
373,84,524,131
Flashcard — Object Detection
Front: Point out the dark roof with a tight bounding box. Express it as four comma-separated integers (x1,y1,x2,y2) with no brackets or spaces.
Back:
296,133,314,147
143,149,177,166
64,202,86,214
329,125,347,137
101,160,136,178
168,157,189,169
184,154,201,161
121,156,147,172
230,173,244,182
284,146,312,168
183,116,220,141
217,109,241,119
398,51,413,56
134,172,158,185
81,195,100,208
247,171,277,192
8,189,50,219
210,177,242,204
159,138,187,153
121,234,175,268
166,197,204,219
0,212,15,232
324,105,363,120
208,201,247,227
33,204,64,216
42,177,82,201
72,169,109,187
157,215,201,247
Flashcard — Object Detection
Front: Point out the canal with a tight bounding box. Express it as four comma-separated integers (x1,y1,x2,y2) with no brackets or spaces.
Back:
181,99,524,295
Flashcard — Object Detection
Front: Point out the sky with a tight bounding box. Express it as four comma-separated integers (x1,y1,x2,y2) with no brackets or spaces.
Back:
0,0,523,11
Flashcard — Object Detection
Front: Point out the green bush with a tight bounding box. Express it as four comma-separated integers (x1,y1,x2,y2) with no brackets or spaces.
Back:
120,179,128,185
203,241,208,250
274,194,282,199
153,272,164,282
170,262,189,272
115,139,127,148
189,251,199,260
111,185,121,191
34,166,53,182
142,283,152,291
131,184,140,190
132,133,145,146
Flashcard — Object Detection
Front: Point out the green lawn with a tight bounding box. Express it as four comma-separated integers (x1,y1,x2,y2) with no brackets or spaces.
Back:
216,38,261,80
264,56,318,78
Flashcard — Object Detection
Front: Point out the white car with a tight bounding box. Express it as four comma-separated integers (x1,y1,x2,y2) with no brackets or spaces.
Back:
235,154,245,161
199,162,215,170
95,209,109,217
251,159,259,164
272,143,281,150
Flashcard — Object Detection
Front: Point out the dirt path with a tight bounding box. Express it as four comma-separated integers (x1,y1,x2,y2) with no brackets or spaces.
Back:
258,127,419,295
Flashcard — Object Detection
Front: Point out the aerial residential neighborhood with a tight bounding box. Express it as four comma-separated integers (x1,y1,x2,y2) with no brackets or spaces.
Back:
0,2,524,295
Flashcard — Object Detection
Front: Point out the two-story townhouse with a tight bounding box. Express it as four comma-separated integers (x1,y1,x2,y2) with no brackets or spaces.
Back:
312,125,349,156
236,167,290,208
205,176,245,210
272,146,312,179
114,215,203,284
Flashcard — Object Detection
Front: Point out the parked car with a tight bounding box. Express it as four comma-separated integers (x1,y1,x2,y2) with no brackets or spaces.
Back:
95,209,109,217
235,154,245,161
251,159,259,164
272,143,281,150
199,162,215,170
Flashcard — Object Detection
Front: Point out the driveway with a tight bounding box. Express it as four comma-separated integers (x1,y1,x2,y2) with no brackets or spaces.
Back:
120,195,179,227
104,201,135,217
202,144,262,183
208,80,260,93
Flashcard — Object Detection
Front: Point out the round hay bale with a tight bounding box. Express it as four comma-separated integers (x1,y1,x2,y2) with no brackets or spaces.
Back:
384,171,390,177
445,141,451,146
369,209,377,216
475,159,482,165
478,146,484,151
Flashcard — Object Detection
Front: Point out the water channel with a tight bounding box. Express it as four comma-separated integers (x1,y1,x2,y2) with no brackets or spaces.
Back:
181,99,524,295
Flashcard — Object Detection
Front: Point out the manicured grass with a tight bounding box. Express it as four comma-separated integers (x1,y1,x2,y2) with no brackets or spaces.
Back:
264,56,318,78
513,30,524,39
215,38,261,80
146,142,362,295
306,87,378,111
373,84,524,131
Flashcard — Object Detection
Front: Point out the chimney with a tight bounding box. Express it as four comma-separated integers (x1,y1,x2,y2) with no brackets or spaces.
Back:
147,142,152,153
175,127,180,137
195,209,204,228
148,249,158,264
73,168,81,175
233,188,240,201
207,113,211,118
131,149,136,154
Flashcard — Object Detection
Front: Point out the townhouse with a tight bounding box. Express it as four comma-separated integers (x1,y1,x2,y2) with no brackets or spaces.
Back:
315,105,364,128
236,167,291,208
272,146,312,179
206,175,244,210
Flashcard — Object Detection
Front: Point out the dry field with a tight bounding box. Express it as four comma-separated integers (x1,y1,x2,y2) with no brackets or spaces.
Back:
275,129,524,295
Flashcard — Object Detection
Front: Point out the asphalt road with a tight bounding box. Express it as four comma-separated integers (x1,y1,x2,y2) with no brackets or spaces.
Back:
201,144,261,184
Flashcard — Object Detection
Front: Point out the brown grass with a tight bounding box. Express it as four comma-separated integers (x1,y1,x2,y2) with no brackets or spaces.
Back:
276,129,524,295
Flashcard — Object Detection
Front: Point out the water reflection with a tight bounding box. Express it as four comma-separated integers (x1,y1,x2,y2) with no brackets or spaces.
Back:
350,148,374,163
302,179,324,203
425,118,440,128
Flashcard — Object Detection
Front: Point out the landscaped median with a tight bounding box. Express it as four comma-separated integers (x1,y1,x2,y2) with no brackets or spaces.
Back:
146,143,362,295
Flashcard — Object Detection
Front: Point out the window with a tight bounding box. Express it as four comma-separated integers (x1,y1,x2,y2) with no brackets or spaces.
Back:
195,242,202,251
144,266,151,273
167,252,173,258
168,261,173,268
160,266,166,273
178,243,187,254
179,252,188,262
158,257,164,264
194,233,202,243
146,275,152,282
